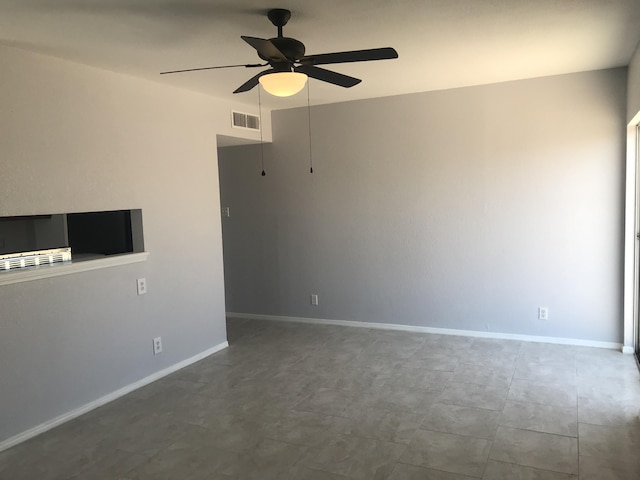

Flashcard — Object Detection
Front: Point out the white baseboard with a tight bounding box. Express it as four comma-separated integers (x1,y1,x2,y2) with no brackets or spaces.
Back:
227,312,623,351
622,345,635,354
0,341,228,453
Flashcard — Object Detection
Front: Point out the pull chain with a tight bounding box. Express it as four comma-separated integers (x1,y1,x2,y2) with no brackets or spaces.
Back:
259,85,266,176
307,81,313,174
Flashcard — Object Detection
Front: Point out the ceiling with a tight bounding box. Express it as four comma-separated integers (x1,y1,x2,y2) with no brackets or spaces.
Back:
1,0,639,111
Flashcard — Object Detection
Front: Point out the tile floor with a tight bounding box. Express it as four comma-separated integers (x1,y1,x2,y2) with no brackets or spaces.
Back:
1,318,640,479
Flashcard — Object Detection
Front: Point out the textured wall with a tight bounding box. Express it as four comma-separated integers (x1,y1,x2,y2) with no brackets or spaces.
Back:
0,45,256,444
219,68,627,343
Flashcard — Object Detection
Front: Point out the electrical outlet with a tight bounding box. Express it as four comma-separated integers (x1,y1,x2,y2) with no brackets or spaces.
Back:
221,207,230,217
538,307,549,320
310,294,319,306
153,336,162,355
137,278,147,295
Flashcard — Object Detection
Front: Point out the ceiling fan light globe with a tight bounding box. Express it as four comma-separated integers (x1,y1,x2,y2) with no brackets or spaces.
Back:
259,72,307,97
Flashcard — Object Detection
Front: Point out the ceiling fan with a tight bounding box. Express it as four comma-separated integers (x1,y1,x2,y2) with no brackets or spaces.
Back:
160,8,399,96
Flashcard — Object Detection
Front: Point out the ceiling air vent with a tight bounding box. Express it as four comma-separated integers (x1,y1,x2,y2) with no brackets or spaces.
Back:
231,111,260,131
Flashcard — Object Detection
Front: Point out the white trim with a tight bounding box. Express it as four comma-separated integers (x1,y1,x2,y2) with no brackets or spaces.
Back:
0,340,228,453
0,252,150,286
623,113,640,354
622,346,635,354
227,313,623,350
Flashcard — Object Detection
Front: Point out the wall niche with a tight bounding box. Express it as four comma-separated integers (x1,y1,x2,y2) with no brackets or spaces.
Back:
0,210,144,263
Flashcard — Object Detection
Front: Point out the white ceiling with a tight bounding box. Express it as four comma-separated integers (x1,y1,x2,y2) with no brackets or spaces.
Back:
1,0,639,110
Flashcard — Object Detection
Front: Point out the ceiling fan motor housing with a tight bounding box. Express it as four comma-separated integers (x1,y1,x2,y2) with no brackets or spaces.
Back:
265,37,306,63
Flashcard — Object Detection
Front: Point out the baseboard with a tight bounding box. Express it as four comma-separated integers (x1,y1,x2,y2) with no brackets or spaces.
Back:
227,312,623,351
0,341,229,453
622,345,635,354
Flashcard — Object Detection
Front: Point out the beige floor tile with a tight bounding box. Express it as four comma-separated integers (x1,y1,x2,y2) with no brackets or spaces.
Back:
300,434,406,479
404,353,461,372
513,361,576,386
483,459,577,479
218,438,308,480
507,379,577,408
499,401,577,437
453,363,515,387
578,455,640,480
400,429,491,477
123,428,239,480
577,393,640,427
293,387,359,417
389,463,475,479
262,410,349,447
421,403,500,439
359,385,441,414
283,465,351,479
519,343,577,365
385,367,453,392
490,426,578,474
578,422,640,463
439,382,509,411
341,407,424,444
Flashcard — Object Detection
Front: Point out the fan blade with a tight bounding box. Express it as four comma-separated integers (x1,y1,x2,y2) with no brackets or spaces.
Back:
300,47,398,66
295,65,361,88
233,69,274,94
160,63,266,75
241,36,288,62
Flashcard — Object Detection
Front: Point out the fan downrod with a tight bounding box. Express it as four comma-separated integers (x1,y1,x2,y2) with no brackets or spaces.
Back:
268,8,291,37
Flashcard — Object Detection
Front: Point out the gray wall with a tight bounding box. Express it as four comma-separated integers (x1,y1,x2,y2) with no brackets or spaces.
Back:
629,41,640,122
0,45,258,445
219,68,627,343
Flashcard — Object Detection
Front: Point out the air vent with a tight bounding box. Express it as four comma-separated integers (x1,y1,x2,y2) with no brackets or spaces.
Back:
231,111,260,131
1,247,72,271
